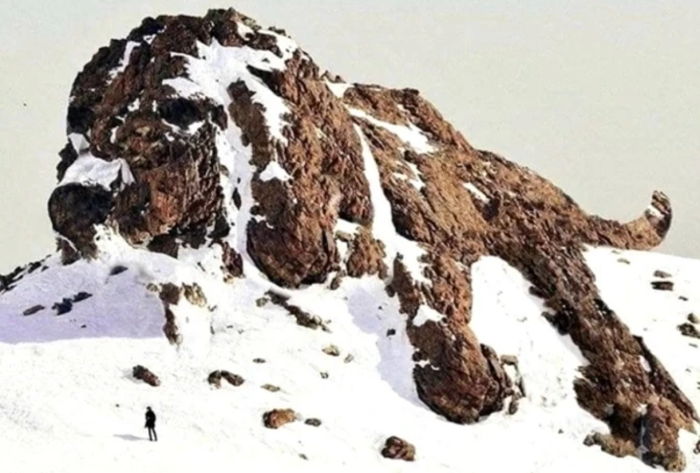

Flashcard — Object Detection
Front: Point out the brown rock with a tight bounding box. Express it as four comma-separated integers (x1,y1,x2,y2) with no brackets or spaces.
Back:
267,291,329,331
262,409,296,429
678,323,700,339
132,365,160,387
652,281,675,291
208,370,244,388
381,436,415,462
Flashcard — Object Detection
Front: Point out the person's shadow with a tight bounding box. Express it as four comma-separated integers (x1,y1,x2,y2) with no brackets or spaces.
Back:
114,433,148,442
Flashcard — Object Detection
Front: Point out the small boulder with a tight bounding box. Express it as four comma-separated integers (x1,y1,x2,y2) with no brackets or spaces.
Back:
132,365,160,387
22,304,45,316
208,370,244,388
688,313,699,324
109,265,128,275
52,298,73,315
651,281,674,291
72,291,92,302
261,384,280,392
678,323,700,339
653,270,672,279
263,409,297,429
322,344,340,357
253,358,266,364
304,418,322,427
381,436,415,462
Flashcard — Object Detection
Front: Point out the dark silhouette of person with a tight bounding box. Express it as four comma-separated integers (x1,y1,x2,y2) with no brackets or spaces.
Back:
145,407,157,441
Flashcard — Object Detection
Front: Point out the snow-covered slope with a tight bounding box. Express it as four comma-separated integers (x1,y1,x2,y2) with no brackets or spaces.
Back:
0,240,698,472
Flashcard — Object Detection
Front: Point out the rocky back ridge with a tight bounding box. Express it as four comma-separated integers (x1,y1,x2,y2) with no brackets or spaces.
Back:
4,7,697,470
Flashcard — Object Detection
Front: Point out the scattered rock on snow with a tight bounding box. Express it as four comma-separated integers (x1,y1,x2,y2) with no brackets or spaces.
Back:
255,296,269,307
652,281,674,291
322,345,340,357
688,313,699,324
344,354,354,363
132,365,160,387
109,265,128,275
263,409,297,429
52,298,73,315
266,291,329,331
183,283,207,307
381,436,416,462
304,418,322,427
208,370,244,388
22,304,45,316
72,291,92,302
253,358,266,364
654,270,672,279
678,323,700,339
261,384,280,392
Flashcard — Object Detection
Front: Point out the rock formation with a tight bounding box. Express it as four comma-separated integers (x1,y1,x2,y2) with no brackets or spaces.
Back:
39,8,696,470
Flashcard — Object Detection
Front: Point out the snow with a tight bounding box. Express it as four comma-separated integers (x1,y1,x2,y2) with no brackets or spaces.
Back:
259,160,292,182
413,305,444,327
349,108,435,154
325,80,352,98
58,154,134,191
394,161,425,191
109,41,140,80
1,242,699,472
463,182,489,203
164,37,296,143
355,125,431,286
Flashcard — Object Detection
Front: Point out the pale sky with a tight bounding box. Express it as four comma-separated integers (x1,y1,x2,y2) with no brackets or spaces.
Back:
0,0,698,272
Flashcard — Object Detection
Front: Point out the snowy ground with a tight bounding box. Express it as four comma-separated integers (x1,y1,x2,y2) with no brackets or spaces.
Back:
0,243,698,473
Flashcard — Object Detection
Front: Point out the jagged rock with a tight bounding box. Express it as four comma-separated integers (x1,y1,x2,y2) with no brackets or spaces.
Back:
208,370,244,388
52,298,73,315
652,281,675,291
304,418,322,427
322,344,340,357
22,305,45,316
381,436,415,462
132,365,160,387
263,409,296,429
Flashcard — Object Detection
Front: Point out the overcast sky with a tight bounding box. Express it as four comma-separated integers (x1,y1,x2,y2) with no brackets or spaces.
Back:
0,0,698,272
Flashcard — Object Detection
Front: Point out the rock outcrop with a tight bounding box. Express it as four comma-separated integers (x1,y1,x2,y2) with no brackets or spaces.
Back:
40,7,696,470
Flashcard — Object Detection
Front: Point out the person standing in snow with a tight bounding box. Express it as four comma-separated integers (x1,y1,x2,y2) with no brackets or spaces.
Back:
145,407,157,441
